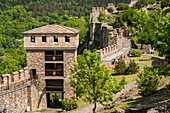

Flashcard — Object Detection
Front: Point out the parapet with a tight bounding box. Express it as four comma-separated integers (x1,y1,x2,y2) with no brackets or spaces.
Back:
0,67,30,89
107,3,116,11
92,7,105,12
96,44,118,58
108,3,115,8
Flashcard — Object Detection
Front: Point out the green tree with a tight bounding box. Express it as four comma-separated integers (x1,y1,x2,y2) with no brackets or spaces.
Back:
134,0,156,9
70,49,121,113
130,49,141,57
149,9,170,60
126,60,139,74
114,58,127,75
136,67,160,96
97,11,108,22
117,3,129,10
161,0,170,9
0,43,26,75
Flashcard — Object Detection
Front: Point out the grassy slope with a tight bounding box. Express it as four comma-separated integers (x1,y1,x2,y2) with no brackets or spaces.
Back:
98,54,170,113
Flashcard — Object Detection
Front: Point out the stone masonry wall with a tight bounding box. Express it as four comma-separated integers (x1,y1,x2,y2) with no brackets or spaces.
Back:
0,86,28,113
0,67,31,113
24,34,79,49
64,50,76,99
26,50,47,109
26,50,45,90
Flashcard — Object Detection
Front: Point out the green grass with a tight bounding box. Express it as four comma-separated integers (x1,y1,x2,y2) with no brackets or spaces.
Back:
98,54,168,113
112,54,153,83
76,97,88,109
97,98,141,113
112,73,138,83
36,109,46,112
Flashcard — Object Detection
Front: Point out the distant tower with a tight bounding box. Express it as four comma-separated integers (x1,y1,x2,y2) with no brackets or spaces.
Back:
23,25,79,109
107,3,116,13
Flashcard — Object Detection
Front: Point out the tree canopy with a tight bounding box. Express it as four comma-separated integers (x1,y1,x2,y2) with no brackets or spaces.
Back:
113,7,170,60
70,49,126,112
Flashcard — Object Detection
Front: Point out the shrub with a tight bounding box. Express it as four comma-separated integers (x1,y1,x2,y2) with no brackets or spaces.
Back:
137,67,160,96
130,49,141,57
126,60,139,74
166,83,170,92
62,99,78,111
117,3,129,10
115,58,127,75
159,65,170,76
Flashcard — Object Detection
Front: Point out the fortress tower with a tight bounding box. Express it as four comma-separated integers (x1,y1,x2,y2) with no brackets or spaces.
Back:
23,24,79,109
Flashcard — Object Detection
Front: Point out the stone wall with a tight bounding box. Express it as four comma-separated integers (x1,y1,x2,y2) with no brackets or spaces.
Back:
92,7,105,13
26,50,45,90
96,44,117,58
0,67,31,113
0,85,28,113
24,34,79,49
0,66,47,112
26,50,47,109
151,57,168,69
137,44,151,54
63,50,76,99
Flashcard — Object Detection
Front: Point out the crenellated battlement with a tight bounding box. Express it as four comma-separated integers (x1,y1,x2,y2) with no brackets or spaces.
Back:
96,44,118,58
108,28,124,38
0,67,30,90
107,3,116,10
96,27,130,60
92,7,105,13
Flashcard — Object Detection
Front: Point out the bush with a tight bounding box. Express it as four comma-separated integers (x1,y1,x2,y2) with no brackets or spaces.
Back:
130,49,141,57
115,58,127,75
137,67,160,96
159,65,170,76
166,83,170,92
117,3,129,10
126,60,139,74
62,99,78,111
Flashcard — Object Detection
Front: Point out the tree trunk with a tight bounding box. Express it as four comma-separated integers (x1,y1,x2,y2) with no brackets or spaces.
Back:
93,102,97,113
141,43,143,49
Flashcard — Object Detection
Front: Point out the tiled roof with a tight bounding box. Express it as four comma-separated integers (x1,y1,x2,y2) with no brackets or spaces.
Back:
23,24,79,34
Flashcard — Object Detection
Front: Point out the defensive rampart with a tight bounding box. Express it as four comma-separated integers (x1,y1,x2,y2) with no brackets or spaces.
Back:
0,67,38,113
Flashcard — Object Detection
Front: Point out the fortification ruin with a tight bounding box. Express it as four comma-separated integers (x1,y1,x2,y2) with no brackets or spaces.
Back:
90,3,131,66
0,24,79,113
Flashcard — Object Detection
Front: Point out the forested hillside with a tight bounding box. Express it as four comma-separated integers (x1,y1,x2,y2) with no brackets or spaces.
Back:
1,0,168,75
0,0,132,75
0,0,131,17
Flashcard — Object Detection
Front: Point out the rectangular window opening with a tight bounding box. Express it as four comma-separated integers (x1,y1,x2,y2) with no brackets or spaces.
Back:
42,36,47,42
31,36,35,42
31,69,37,79
65,36,70,42
45,63,63,76
46,80,64,92
54,36,58,42
45,51,63,61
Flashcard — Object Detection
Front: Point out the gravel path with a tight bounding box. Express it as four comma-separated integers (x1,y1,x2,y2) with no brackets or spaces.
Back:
67,103,103,113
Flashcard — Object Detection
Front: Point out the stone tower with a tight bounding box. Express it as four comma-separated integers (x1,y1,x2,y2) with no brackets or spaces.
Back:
23,24,79,109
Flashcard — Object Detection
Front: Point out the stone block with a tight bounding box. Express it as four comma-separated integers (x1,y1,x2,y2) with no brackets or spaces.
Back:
13,71,19,82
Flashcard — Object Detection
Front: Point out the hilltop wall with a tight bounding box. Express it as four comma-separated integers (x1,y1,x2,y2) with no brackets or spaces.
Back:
0,67,40,113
